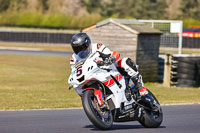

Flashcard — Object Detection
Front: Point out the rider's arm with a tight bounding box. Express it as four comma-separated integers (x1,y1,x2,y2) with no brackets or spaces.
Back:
96,43,120,62
96,43,112,54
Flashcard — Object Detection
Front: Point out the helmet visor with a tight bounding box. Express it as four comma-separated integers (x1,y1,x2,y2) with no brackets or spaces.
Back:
77,46,91,59
72,45,85,55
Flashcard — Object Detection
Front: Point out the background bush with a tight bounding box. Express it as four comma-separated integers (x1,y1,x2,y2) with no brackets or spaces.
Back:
0,11,103,29
183,19,200,28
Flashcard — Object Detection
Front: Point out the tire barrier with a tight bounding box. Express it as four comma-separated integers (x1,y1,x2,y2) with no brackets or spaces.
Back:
170,55,200,87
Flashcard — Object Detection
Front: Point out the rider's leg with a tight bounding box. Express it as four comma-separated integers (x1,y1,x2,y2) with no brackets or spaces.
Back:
116,58,157,109
116,57,148,96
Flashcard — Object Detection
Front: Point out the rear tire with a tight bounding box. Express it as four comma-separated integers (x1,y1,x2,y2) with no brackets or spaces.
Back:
138,90,163,128
82,90,113,130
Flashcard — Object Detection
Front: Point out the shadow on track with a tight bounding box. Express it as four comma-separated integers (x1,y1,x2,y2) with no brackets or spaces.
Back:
84,124,166,131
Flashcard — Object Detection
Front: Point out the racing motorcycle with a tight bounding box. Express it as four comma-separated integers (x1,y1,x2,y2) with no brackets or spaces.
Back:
68,51,163,130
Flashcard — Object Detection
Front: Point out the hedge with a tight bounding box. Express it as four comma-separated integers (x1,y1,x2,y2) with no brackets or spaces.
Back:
0,11,104,29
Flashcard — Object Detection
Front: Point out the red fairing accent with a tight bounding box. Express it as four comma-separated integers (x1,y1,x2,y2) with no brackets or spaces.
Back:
116,74,123,81
103,74,123,87
103,78,115,87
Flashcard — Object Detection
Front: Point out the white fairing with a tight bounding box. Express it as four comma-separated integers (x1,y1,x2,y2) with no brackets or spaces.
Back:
68,52,135,108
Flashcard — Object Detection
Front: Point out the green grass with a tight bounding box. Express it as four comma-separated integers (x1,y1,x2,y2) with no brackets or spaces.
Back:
0,54,199,110
146,83,200,104
0,54,81,110
160,47,200,55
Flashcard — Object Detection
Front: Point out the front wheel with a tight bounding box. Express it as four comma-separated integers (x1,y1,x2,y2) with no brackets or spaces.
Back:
138,90,163,128
82,90,113,130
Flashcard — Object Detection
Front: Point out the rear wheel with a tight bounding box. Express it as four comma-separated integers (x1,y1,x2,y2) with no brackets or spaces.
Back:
82,90,113,130
138,90,163,128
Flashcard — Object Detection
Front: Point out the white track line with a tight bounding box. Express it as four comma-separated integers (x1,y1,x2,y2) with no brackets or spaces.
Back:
0,108,82,112
0,46,42,51
0,103,199,112
162,103,200,106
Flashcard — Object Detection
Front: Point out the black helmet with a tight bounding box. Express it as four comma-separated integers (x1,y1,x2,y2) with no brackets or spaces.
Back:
71,33,91,56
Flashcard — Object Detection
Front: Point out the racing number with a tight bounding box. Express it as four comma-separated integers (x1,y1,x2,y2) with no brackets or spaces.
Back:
76,66,82,77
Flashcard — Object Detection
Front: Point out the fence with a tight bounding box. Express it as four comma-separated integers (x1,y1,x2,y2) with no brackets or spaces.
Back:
0,21,200,49
0,30,74,44
138,20,183,54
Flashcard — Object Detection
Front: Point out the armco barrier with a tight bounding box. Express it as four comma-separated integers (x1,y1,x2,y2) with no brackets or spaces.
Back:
161,34,200,48
0,31,74,44
0,30,199,48
182,37,200,48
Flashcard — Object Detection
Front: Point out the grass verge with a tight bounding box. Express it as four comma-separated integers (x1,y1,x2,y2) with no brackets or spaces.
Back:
0,54,199,110
146,83,200,104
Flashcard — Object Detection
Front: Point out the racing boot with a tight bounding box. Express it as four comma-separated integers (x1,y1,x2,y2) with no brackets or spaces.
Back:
131,74,156,110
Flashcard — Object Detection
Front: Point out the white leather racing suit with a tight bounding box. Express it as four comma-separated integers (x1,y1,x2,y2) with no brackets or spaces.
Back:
70,43,112,68
70,43,146,94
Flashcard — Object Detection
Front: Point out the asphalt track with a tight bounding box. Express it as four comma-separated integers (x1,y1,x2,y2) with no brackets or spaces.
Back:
0,49,72,57
0,104,200,133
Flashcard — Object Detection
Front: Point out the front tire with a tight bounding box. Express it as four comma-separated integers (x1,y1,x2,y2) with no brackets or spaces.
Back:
82,90,113,130
138,90,163,128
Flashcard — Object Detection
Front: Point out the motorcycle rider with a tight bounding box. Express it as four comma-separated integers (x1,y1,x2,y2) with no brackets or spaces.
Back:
69,32,152,104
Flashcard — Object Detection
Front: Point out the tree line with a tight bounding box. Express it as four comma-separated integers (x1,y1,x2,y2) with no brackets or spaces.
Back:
0,0,200,29
83,0,200,19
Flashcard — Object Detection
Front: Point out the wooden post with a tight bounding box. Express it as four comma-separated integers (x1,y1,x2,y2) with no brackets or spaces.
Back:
163,54,171,87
